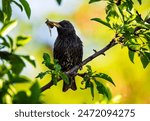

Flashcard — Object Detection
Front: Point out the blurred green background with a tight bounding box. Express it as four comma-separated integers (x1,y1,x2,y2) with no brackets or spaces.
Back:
11,0,150,103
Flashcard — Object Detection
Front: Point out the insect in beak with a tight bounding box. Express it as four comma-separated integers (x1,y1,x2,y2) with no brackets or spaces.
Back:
45,19,62,36
45,19,61,28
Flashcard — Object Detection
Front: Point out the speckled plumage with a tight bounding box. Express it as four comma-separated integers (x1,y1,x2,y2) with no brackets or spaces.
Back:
54,20,83,92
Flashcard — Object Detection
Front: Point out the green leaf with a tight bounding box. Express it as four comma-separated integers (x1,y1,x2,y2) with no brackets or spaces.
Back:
126,0,133,10
0,10,4,23
21,55,36,67
42,53,54,69
0,20,17,36
105,87,112,100
13,91,29,104
43,53,51,63
0,51,11,60
7,35,13,51
89,0,101,4
128,50,135,63
90,82,94,99
94,73,115,86
85,78,91,88
0,36,10,48
9,54,26,75
113,3,124,21
0,52,25,74
36,71,50,79
145,52,150,60
12,75,31,83
54,64,61,73
91,18,111,29
137,0,142,5
56,0,62,5
86,65,93,76
60,72,69,84
29,81,41,104
94,80,110,99
12,0,23,11
145,12,150,22
2,0,12,21
19,0,31,19
52,73,58,85
16,35,31,47
0,65,7,77
140,52,150,68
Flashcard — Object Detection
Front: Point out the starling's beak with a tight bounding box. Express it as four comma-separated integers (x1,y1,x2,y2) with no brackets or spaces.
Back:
45,19,61,28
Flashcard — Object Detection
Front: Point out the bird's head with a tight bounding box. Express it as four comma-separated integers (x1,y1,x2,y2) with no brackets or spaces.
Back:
45,19,76,36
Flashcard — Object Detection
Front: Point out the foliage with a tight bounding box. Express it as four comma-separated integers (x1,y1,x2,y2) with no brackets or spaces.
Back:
80,65,115,100
0,0,41,104
36,53,69,85
90,0,150,68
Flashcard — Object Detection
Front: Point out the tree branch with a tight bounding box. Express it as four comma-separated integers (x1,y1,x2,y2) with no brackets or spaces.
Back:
40,38,117,92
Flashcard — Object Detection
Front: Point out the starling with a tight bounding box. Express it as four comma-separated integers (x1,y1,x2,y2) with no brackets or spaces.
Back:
46,20,83,92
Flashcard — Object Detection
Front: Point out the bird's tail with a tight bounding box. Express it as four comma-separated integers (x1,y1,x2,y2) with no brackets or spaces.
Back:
63,76,77,92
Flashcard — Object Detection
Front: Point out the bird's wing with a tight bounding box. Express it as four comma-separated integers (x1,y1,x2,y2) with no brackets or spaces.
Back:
74,36,83,65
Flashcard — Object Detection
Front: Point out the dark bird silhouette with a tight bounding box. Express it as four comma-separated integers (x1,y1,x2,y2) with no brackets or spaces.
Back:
46,19,83,92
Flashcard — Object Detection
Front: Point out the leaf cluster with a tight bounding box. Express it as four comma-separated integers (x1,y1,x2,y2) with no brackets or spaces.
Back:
80,65,115,100
90,0,150,68
36,53,69,85
0,0,41,104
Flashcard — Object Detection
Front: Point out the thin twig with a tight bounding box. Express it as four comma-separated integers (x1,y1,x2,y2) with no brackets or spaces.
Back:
40,38,117,92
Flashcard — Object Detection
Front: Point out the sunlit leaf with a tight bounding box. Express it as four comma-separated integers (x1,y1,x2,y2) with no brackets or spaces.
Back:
2,0,12,21
16,35,31,47
91,18,111,29
21,55,36,67
89,0,101,4
19,0,31,19
0,20,17,36
113,3,124,21
94,73,115,86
